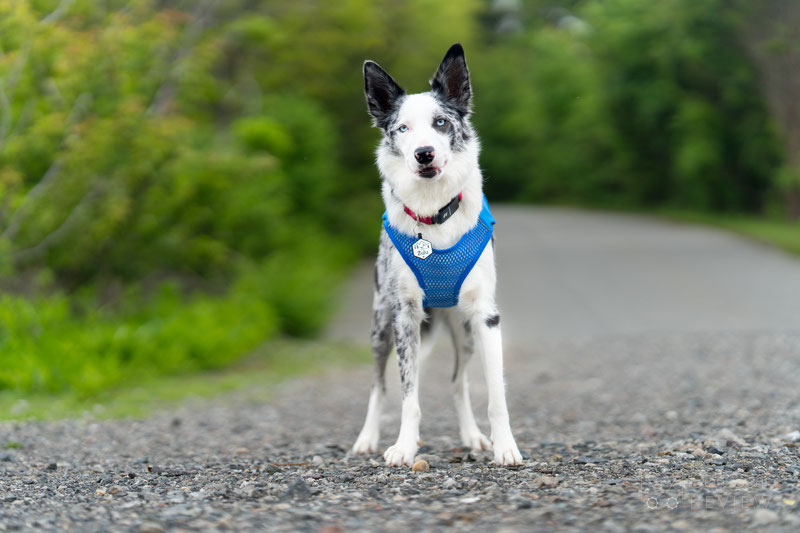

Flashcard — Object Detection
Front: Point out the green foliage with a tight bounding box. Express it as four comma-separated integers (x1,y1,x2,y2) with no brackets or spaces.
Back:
476,0,782,213
0,282,276,394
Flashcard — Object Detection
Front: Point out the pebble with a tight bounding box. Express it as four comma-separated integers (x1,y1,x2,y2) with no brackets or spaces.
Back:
752,509,779,526
312,455,324,466
690,448,705,459
283,477,311,500
534,475,558,488
717,429,747,448
262,463,282,475
412,460,430,473
783,430,800,443
728,479,748,488
139,522,166,533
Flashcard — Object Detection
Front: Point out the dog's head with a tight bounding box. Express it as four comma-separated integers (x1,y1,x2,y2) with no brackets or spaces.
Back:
364,44,476,190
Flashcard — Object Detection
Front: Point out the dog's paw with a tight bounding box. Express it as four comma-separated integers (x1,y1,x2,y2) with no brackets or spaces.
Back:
352,432,379,454
492,437,523,466
383,443,417,467
461,429,492,452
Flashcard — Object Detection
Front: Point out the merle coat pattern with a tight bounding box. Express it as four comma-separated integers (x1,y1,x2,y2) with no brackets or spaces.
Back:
352,44,523,466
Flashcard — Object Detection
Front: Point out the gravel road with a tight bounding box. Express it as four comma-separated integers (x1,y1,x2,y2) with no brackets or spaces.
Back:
3,207,800,532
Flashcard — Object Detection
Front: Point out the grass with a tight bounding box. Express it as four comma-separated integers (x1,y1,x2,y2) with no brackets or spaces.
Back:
658,210,800,257
0,339,370,422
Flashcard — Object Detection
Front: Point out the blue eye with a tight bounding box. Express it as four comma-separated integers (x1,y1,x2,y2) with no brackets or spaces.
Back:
435,118,447,127
398,124,408,132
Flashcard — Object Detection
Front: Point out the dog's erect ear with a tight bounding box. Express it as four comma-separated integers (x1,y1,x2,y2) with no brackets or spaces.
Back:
430,43,471,114
364,60,405,128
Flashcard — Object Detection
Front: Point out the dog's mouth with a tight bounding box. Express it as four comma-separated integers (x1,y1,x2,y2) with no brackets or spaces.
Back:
418,167,439,179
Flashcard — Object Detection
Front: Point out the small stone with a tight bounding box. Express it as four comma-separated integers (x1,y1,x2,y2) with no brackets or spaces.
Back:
534,475,558,488
283,477,311,500
752,508,778,526
263,464,282,475
95,487,107,496
234,447,249,455
312,455,324,467
729,479,748,488
139,522,166,533
44,463,58,471
442,478,457,489
665,410,678,420
783,430,800,443
238,484,261,498
692,448,711,459
412,460,430,472
717,429,747,448
0,453,13,462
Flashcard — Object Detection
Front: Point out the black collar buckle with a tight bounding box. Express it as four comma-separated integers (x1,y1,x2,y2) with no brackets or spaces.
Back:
434,195,462,224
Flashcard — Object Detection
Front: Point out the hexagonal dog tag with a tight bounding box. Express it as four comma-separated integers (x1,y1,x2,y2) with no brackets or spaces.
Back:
412,237,433,260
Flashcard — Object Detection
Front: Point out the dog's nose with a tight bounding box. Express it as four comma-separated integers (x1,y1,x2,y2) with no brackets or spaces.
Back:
414,146,435,165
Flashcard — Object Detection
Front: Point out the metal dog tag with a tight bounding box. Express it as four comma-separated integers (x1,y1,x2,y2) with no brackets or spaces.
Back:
412,235,433,260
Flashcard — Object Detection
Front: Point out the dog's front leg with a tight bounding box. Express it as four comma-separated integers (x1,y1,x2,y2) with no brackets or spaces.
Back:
475,313,523,466
384,299,423,466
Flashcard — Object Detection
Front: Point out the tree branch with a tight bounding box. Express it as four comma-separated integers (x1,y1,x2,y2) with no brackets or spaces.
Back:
146,0,220,116
40,0,76,25
0,92,93,240
12,184,100,265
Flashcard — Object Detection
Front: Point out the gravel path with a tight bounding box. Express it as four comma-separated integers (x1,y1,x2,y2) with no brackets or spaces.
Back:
4,207,800,532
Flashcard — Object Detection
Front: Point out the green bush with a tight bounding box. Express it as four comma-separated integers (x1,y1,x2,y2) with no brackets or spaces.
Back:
475,0,781,213
0,285,277,395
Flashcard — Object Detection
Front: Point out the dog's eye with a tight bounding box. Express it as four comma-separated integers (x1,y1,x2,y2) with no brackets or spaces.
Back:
398,124,408,133
435,118,447,127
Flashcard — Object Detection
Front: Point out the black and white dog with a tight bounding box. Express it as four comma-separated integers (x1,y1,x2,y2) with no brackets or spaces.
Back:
352,44,522,466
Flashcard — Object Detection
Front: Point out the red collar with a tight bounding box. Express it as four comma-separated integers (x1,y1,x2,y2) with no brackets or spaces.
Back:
404,193,463,225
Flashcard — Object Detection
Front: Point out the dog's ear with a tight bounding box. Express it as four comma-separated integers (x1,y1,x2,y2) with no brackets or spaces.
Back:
364,60,405,128
430,43,471,114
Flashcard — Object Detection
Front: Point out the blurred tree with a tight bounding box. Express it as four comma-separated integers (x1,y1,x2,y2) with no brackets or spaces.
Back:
737,0,800,217
475,0,780,213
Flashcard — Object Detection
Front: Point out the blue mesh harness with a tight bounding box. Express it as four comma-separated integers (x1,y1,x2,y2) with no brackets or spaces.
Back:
382,195,495,308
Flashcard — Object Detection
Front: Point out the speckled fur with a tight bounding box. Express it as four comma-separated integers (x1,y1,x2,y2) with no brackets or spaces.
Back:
352,44,522,467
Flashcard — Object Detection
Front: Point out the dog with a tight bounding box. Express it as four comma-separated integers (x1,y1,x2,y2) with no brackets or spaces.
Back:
352,43,523,467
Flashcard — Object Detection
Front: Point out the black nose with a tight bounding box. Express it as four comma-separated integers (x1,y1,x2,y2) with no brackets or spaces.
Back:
414,146,435,165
